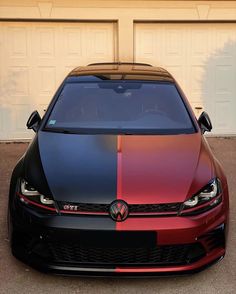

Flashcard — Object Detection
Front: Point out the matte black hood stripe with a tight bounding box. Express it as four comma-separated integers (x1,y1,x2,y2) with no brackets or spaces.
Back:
24,136,52,197
38,132,118,205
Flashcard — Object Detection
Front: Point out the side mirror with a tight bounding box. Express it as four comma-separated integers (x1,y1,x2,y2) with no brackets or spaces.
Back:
198,111,212,134
26,111,41,132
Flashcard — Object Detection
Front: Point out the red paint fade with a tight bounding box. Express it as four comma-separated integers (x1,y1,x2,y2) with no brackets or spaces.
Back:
116,135,123,231
117,135,122,199
116,133,214,206
114,133,228,274
114,132,225,232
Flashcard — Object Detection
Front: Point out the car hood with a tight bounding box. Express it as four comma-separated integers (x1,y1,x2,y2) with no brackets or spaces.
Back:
36,131,214,204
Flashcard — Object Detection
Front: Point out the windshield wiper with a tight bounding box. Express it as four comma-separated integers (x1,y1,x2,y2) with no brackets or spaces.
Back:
44,128,91,134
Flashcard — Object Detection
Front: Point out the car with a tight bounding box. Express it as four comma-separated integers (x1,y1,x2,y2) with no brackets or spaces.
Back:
8,62,229,276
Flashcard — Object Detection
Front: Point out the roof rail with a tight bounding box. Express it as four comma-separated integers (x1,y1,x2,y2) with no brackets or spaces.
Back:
87,62,152,67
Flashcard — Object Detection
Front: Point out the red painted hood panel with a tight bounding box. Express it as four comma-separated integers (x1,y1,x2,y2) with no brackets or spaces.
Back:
119,133,213,204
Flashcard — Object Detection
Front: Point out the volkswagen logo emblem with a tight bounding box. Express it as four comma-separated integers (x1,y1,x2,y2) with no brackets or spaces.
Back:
109,200,129,222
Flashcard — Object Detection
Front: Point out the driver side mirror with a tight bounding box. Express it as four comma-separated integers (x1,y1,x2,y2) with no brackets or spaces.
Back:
198,111,212,134
26,110,41,132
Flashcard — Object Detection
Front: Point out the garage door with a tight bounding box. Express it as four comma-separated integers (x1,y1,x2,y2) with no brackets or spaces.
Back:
0,22,117,140
135,23,236,135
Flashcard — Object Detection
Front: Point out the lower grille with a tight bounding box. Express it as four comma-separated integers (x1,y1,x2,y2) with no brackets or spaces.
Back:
13,230,207,267
199,224,225,252
33,242,205,266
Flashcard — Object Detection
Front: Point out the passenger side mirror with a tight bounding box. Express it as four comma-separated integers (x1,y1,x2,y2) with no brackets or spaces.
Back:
26,110,41,132
198,112,212,134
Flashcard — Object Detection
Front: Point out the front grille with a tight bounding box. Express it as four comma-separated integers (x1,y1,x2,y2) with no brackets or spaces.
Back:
59,203,110,213
33,241,205,266
58,201,181,216
129,203,181,213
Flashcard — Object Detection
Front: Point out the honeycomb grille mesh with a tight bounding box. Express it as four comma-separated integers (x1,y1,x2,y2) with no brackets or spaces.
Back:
45,242,205,266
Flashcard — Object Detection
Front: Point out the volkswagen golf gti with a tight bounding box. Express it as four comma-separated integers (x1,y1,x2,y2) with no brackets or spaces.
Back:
8,62,229,276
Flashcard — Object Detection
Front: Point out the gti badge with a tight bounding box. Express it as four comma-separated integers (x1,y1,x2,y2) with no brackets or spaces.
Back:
109,200,129,222
63,204,78,211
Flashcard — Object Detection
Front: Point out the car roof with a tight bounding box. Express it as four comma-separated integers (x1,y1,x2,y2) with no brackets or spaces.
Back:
67,62,175,82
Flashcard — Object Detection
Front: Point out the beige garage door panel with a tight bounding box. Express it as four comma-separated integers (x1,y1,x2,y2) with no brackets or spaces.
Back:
0,22,116,140
135,23,236,135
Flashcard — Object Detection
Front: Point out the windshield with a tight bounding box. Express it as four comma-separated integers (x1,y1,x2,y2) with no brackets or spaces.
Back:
45,81,195,135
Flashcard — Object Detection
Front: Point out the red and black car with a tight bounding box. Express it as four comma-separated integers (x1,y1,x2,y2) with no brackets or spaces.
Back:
8,62,229,276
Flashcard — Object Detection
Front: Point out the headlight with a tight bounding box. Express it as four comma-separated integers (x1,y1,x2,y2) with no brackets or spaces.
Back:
180,178,222,215
18,179,56,212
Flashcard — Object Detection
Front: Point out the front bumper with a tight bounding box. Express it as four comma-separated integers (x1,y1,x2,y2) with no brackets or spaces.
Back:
10,199,227,276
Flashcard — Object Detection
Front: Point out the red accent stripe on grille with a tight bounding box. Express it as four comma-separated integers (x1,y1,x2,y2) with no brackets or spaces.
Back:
16,192,57,212
60,210,107,215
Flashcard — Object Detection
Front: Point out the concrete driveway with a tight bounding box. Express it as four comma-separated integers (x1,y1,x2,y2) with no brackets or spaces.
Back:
0,138,235,294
